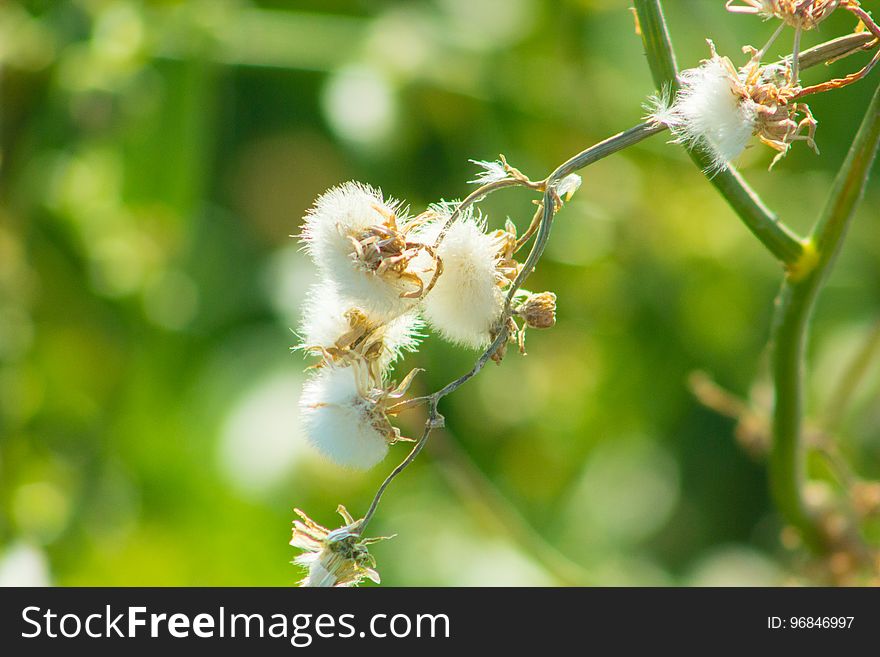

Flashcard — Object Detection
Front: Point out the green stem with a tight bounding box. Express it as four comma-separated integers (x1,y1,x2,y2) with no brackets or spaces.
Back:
770,282,825,550
770,82,880,552
633,0,804,265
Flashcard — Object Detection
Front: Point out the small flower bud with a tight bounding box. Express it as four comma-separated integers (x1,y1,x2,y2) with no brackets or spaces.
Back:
517,291,557,329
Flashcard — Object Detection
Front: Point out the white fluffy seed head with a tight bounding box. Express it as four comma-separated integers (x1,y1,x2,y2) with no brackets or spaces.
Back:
379,311,424,367
299,365,390,470
297,279,354,350
417,212,505,349
653,52,757,173
468,159,510,184
297,279,424,371
299,182,435,317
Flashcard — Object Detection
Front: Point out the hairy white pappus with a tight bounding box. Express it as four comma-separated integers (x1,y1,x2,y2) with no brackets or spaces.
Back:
299,365,391,470
300,182,435,317
417,212,505,349
297,279,424,371
648,55,757,173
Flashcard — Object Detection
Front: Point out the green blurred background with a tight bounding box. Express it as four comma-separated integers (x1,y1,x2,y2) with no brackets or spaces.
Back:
1,0,879,586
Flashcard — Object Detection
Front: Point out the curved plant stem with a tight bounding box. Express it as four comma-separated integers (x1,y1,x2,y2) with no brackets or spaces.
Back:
770,81,880,552
634,0,804,265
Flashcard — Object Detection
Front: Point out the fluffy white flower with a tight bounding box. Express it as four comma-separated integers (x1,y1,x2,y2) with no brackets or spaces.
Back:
417,213,505,349
298,279,423,371
299,364,393,470
301,182,394,267
300,182,436,317
650,49,757,173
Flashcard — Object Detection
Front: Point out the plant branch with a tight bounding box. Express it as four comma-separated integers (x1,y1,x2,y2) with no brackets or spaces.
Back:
634,0,804,265
770,80,880,553
357,3,880,547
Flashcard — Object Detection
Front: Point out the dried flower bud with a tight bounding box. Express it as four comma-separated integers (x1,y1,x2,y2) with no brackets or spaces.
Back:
726,0,841,30
290,506,390,587
647,41,817,171
517,291,557,329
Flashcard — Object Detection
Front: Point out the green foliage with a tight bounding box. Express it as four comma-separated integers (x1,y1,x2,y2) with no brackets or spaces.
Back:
1,0,879,586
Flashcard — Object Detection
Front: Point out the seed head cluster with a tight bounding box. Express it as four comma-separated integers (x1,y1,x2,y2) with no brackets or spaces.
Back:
296,174,563,471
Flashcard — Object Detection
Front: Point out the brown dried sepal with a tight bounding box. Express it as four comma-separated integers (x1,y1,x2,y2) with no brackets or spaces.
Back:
726,0,844,30
739,56,819,167
490,219,524,286
348,204,440,299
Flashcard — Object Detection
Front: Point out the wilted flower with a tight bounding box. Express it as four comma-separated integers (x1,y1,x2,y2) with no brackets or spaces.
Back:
299,361,418,470
516,291,557,329
726,0,842,30
648,41,817,171
741,58,819,167
300,182,439,317
290,506,390,587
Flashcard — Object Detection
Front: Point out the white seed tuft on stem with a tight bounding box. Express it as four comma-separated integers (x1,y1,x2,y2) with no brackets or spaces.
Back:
417,211,507,349
299,364,394,470
649,46,758,173
468,159,510,184
297,279,423,372
300,182,437,317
